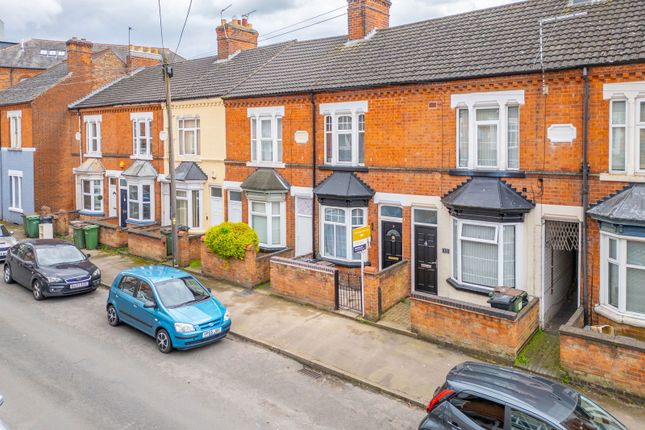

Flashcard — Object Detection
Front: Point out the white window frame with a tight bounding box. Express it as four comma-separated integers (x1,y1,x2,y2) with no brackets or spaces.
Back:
175,185,202,230
451,91,525,171
8,110,22,149
126,179,154,223
320,101,368,167
603,81,645,176
248,199,286,249
178,117,200,157
599,232,645,321
451,218,522,290
130,112,153,160
247,106,284,167
84,115,102,157
227,189,242,222
320,205,367,262
81,178,103,213
8,170,22,213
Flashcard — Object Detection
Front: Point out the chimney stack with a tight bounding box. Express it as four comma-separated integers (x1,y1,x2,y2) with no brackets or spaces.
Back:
347,0,391,41
216,18,258,61
66,37,93,75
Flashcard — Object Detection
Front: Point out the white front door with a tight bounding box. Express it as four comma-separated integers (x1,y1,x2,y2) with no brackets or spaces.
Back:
210,186,224,226
228,190,242,222
161,183,171,226
295,196,313,257
108,177,117,217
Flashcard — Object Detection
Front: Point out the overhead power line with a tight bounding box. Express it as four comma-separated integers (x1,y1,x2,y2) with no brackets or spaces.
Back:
172,0,193,63
259,12,347,42
260,5,345,39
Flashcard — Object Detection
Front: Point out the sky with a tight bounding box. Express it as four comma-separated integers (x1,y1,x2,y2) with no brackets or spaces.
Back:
0,0,522,59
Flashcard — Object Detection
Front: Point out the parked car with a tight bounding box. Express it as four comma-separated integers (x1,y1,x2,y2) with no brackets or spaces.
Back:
419,362,627,430
0,394,11,430
106,266,231,353
3,239,100,300
0,225,17,262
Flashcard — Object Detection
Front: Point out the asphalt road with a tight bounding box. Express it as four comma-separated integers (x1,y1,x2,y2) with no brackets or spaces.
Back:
0,281,421,430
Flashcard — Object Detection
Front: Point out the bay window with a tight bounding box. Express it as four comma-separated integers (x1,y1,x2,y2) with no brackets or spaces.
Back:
131,112,152,159
321,206,367,262
600,234,645,317
127,181,153,222
451,90,525,171
178,117,200,156
81,179,103,212
452,219,520,289
320,101,368,166
249,200,284,248
84,115,102,156
248,106,284,166
176,188,201,229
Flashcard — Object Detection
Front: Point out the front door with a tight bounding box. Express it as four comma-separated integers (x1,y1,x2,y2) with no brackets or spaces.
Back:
295,196,313,257
108,177,117,217
415,225,437,295
381,221,403,269
210,186,224,226
119,185,128,228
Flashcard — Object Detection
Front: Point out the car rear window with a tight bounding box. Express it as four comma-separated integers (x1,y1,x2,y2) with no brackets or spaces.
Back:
450,392,505,430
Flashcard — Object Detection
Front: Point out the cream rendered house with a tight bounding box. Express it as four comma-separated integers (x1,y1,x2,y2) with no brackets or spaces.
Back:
161,98,226,233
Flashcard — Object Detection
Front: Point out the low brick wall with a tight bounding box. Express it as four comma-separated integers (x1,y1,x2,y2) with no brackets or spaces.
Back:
176,231,203,267
52,210,79,236
560,308,645,399
595,312,645,342
201,242,293,288
84,217,128,248
127,229,168,262
363,260,410,321
270,257,337,310
411,294,539,361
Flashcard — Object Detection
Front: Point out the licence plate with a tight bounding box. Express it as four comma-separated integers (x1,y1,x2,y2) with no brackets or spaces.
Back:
203,327,221,338
69,282,89,289
0,251,6,256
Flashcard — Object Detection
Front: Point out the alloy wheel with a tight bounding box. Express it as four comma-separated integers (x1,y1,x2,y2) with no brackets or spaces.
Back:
156,330,171,353
3,266,11,283
107,305,119,326
32,280,44,301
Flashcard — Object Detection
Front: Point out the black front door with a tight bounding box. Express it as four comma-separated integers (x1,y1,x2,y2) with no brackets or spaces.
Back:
381,221,403,269
120,188,128,227
415,225,437,295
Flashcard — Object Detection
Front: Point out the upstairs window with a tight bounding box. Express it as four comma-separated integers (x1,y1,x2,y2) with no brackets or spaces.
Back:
178,117,200,156
130,112,153,159
248,107,284,166
452,91,525,171
321,101,367,167
84,115,102,156
8,111,21,149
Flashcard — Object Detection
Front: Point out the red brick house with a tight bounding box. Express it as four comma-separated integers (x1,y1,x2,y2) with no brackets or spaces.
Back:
221,0,645,339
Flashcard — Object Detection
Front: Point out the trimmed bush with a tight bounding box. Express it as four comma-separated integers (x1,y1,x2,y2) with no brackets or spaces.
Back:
204,222,259,260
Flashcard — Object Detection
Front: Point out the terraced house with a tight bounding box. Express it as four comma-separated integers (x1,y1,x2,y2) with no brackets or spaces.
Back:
220,0,645,343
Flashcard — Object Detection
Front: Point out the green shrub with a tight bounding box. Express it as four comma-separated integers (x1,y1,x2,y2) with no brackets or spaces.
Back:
204,222,259,260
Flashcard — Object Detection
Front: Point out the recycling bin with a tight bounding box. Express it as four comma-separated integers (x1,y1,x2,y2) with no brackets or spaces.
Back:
83,224,100,250
25,215,41,238
487,287,528,312
72,223,86,249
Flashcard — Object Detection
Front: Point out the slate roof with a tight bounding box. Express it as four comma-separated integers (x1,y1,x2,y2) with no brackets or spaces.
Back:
442,178,534,214
588,185,645,226
70,42,291,109
174,161,207,182
241,168,290,192
227,0,645,98
73,158,105,174
122,160,158,178
0,62,70,106
314,172,374,200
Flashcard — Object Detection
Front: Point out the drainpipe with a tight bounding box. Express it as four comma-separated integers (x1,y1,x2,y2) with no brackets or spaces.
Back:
76,110,83,166
582,67,590,326
311,92,317,258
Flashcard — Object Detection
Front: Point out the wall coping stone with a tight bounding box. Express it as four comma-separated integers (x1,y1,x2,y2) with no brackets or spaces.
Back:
560,320,645,353
256,247,292,262
271,257,338,275
365,259,408,277
411,293,538,322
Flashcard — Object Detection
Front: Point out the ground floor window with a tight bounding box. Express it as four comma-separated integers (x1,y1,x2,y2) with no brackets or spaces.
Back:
81,178,103,212
128,181,153,222
176,188,201,229
249,200,284,248
321,206,367,262
452,218,519,289
8,171,22,212
601,234,645,317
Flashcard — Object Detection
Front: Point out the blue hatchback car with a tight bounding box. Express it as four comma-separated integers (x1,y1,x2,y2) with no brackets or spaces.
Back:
106,266,231,353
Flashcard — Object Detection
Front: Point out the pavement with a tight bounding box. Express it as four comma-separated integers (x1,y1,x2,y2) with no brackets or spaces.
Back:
88,250,645,428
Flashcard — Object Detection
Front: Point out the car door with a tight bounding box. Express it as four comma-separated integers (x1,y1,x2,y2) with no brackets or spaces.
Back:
129,280,158,336
444,392,506,430
7,244,26,284
508,407,558,430
21,246,37,286
13,244,35,286
113,276,140,327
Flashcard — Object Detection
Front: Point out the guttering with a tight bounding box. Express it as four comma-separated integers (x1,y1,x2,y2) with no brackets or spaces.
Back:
311,92,317,258
582,66,590,326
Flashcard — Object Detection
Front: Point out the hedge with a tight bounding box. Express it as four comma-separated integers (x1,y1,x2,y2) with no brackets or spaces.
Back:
203,222,259,260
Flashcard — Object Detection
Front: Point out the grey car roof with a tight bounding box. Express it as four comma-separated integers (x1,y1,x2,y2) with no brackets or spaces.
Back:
447,362,578,423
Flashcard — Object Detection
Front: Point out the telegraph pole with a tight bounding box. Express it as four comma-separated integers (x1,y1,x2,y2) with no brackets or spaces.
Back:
162,53,179,267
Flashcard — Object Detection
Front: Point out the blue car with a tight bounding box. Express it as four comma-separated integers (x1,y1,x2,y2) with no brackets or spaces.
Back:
106,266,231,353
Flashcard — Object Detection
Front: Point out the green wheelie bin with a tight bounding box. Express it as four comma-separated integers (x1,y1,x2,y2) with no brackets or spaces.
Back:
25,215,41,238
83,224,99,250
72,223,86,249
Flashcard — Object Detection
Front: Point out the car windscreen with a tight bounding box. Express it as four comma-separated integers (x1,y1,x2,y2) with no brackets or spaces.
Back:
35,245,86,266
561,395,627,430
0,225,10,237
155,276,210,308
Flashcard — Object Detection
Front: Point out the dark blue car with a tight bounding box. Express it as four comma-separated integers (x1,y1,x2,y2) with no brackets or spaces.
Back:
106,266,231,353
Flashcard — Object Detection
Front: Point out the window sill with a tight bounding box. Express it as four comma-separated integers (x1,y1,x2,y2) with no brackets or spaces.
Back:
178,155,201,161
7,147,22,151
259,244,287,252
318,165,368,173
595,304,645,328
8,207,23,214
599,173,645,183
448,169,525,178
318,256,370,268
84,153,102,158
130,155,153,161
126,219,155,225
79,210,104,216
447,277,493,295
247,161,285,169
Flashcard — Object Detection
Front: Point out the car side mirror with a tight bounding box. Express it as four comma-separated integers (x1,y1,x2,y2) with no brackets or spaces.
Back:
144,300,156,309
85,253,91,259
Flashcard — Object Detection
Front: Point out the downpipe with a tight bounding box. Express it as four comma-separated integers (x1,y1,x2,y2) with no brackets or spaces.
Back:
581,67,590,326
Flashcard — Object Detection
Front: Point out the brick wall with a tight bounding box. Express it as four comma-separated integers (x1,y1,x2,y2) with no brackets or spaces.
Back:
127,229,168,261
177,231,203,267
85,217,128,248
411,295,539,361
0,67,45,90
560,308,645,399
270,257,337,310
363,260,410,321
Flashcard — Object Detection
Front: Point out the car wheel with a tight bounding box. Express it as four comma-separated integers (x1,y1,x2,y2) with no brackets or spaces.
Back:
3,265,14,284
32,279,45,301
107,305,120,326
156,329,173,354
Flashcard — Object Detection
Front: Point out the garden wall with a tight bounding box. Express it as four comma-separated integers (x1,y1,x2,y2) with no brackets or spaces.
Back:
127,228,168,262
363,260,409,321
270,257,337,310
